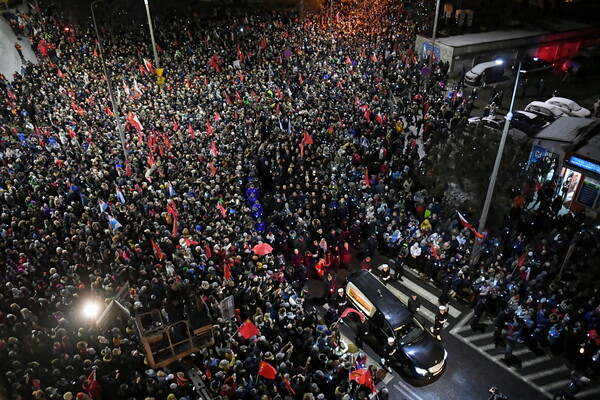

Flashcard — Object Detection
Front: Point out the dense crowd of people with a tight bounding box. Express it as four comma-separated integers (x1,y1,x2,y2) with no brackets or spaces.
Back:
0,0,599,399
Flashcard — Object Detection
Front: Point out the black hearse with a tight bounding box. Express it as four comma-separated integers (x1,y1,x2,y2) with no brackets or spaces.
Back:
344,270,447,380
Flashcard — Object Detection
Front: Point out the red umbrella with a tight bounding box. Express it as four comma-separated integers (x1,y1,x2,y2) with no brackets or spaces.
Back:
252,243,273,256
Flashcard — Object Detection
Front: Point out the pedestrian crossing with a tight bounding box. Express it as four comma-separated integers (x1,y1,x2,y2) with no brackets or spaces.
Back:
451,320,600,399
386,267,600,400
320,260,600,399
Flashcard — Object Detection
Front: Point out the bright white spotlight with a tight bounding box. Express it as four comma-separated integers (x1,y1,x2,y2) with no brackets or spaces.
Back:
81,301,101,319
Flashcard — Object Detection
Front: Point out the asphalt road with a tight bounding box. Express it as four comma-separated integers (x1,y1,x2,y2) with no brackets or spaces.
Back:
467,67,600,119
307,245,600,400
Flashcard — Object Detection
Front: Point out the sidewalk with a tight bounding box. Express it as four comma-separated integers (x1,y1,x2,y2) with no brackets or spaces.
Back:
0,11,37,81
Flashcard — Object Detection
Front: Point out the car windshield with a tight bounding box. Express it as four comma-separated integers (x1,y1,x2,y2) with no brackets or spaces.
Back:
396,317,425,344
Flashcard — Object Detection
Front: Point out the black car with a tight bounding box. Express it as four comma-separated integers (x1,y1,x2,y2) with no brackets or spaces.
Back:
509,111,550,136
513,57,553,76
344,270,447,381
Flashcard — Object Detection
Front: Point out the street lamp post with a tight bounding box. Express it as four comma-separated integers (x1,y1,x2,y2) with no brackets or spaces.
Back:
143,0,160,69
471,61,521,264
428,0,441,69
91,0,128,164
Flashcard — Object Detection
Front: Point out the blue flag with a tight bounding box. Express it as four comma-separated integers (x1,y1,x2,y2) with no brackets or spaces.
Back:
115,186,126,204
108,215,122,230
98,199,108,213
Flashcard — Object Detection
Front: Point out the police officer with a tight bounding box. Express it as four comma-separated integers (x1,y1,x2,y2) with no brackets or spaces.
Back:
431,305,448,341
335,288,347,312
378,264,391,285
381,337,397,372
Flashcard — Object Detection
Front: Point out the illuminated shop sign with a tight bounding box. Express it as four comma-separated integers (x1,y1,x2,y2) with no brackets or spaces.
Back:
568,156,600,175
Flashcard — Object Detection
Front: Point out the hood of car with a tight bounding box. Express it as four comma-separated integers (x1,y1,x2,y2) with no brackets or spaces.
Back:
400,332,446,369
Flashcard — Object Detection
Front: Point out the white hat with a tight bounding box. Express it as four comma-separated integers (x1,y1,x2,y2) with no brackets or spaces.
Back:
439,305,447,311
338,288,344,293
387,337,395,343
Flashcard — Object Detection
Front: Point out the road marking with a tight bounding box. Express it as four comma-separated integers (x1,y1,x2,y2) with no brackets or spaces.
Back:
465,331,492,342
394,278,460,318
542,379,571,392
387,284,436,322
479,343,496,351
577,384,600,398
491,347,529,360
524,365,568,380
393,379,427,400
450,310,474,334
520,355,552,368
452,331,552,398
382,372,394,384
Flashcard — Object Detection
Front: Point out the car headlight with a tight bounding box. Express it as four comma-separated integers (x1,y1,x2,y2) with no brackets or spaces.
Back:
444,349,448,360
414,367,428,376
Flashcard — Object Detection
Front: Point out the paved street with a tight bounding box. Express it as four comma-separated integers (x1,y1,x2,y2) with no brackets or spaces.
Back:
308,247,600,400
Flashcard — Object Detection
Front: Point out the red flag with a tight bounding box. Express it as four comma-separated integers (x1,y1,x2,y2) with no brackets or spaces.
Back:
298,74,303,85
275,87,283,100
188,123,195,139
340,307,366,322
457,212,484,238
105,106,114,117
173,120,179,131
328,124,334,133
364,168,370,187
205,243,212,259
303,131,313,145
346,56,352,65
57,69,64,78
217,202,227,217
223,263,232,281
299,142,304,157
34,125,41,136
150,239,165,260
349,368,370,385
211,141,218,157
337,80,343,89
430,243,439,260
125,160,132,177
93,49,98,57
239,319,259,339
209,163,216,177
282,377,295,395
258,361,277,380
517,253,527,267
259,35,267,50
235,90,241,100
183,238,199,247
275,103,280,115
226,93,232,104
206,121,213,135
172,215,178,237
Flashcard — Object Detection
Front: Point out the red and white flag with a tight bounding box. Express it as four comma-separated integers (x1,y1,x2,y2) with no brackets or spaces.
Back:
143,58,154,74
457,211,484,238
126,112,143,132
